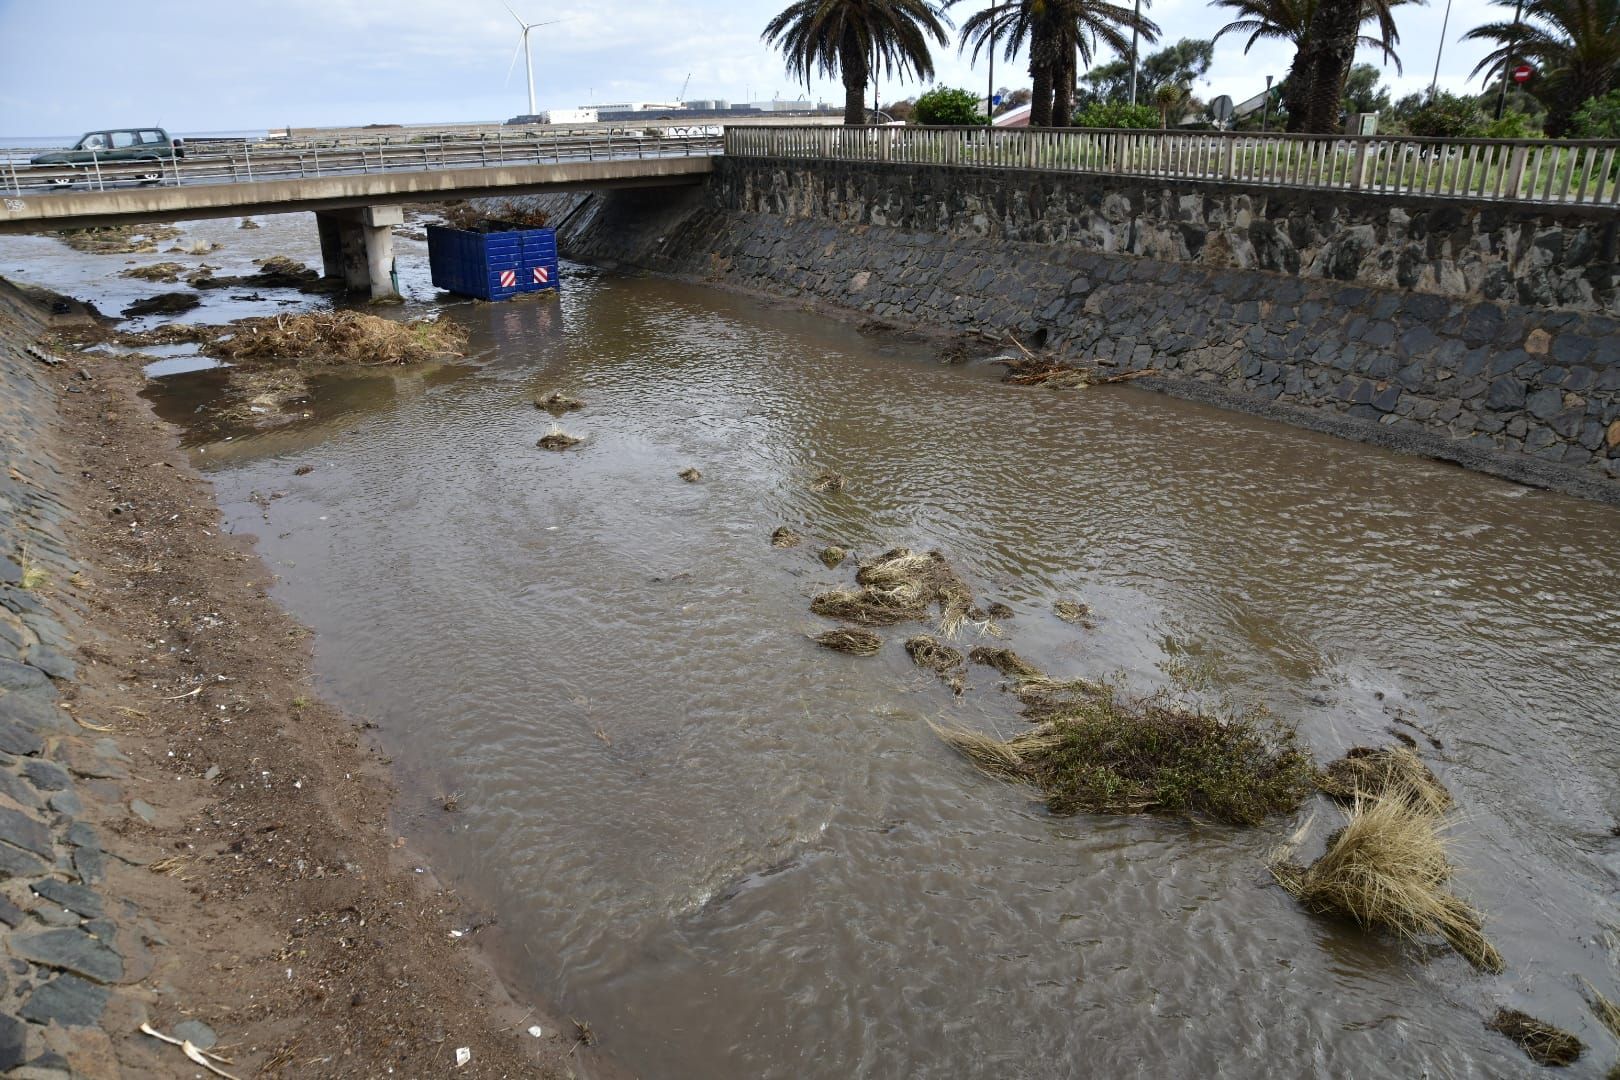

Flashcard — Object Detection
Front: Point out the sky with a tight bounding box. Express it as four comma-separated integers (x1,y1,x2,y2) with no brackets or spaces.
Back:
0,0,1516,138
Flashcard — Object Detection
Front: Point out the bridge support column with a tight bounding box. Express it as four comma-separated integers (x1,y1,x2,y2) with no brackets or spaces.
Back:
312,206,401,300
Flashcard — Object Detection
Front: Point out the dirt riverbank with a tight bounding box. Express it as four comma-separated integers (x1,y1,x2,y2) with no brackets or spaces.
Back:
0,280,606,1076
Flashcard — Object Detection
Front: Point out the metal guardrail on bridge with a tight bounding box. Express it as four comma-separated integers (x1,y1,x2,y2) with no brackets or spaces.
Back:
1,130,724,196
725,125,1620,207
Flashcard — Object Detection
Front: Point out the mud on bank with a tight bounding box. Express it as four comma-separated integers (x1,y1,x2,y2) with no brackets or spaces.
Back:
0,280,598,1076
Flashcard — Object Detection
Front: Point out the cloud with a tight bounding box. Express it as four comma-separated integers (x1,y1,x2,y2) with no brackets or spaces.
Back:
0,0,1518,134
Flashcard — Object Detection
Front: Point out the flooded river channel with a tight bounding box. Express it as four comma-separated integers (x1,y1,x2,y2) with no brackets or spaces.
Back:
9,215,1620,1077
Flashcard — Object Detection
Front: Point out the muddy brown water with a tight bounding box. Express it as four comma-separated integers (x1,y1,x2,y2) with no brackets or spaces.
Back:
8,214,1620,1078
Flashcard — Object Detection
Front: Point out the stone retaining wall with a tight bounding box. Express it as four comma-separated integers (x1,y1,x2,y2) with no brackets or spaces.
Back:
0,283,173,1071
519,158,1620,501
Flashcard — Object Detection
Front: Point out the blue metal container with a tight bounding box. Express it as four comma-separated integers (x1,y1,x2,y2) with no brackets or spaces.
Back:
426,224,560,301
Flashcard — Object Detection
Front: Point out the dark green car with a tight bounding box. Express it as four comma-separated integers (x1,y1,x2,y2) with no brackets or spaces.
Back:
30,128,185,181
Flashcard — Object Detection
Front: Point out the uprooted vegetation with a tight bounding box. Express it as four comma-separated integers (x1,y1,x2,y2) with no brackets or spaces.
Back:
810,548,979,636
211,312,467,366
1270,787,1503,973
188,255,335,293
818,545,847,569
906,634,966,694
537,425,583,451
995,356,1157,389
934,680,1315,826
535,390,584,415
120,262,187,283
810,469,846,493
57,223,181,254
678,467,703,483
115,312,467,367
1317,746,1452,813
439,199,552,232
814,627,882,656
1485,1009,1584,1066
770,526,802,549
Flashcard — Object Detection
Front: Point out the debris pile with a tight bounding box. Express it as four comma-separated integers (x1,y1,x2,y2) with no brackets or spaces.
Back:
770,527,802,549
935,691,1314,825
208,311,467,366
537,425,582,451
815,627,882,655
1269,787,1503,972
1485,1009,1584,1066
1317,746,1452,813
810,548,977,635
535,391,584,415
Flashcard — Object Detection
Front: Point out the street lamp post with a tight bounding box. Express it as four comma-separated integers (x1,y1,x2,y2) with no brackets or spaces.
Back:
1261,74,1273,131
1428,0,1456,98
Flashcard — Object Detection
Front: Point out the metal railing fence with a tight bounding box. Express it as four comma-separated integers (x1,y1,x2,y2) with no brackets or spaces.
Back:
725,125,1620,207
2,130,723,196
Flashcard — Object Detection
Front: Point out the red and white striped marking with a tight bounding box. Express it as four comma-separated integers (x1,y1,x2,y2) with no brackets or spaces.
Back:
533,266,550,284
499,269,516,288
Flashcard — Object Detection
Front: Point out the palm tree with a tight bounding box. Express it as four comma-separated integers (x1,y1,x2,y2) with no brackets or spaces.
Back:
952,0,1159,125
1294,0,1420,131
1210,0,1412,69
1211,0,1416,131
1463,0,1620,134
764,0,952,125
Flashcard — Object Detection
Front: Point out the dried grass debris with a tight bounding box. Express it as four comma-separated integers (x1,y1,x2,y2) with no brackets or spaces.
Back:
818,545,847,569
678,467,703,483
1317,746,1452,813
937,693,1313,825
536,390,584,415
815,627,883,655
537,425,582,451
771,526,802,549
208,311,467,366
1054,599,1094,626
1270,788,1503,972
968,646,1043,679
1485,1009,1584,1066
120,262,187,283
810,469,846,493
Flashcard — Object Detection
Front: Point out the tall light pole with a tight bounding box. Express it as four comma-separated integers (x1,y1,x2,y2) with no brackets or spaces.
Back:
986,2,1001,126
1428,0,1456,98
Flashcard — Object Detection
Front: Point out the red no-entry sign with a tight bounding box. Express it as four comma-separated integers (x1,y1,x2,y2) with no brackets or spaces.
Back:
1511,64,1534,83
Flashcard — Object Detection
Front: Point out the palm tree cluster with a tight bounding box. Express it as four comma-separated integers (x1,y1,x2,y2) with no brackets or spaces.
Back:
1464,0,1620,133
761,0,1620,135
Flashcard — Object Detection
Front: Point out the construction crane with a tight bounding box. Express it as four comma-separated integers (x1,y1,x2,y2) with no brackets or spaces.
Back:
678,73,691,104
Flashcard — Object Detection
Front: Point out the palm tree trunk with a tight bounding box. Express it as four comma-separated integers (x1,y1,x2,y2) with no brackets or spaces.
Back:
1546,66,1614,136
1029,18,1055,127
1051,45,1076,127
840,33,870,125
1280,61,1310,133
1298,0,1361,133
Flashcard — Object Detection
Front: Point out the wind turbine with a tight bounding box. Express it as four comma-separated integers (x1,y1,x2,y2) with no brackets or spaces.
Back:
504,4,562,117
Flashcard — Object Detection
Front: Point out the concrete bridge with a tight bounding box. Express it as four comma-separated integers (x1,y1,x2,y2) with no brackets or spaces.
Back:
0,130,718,298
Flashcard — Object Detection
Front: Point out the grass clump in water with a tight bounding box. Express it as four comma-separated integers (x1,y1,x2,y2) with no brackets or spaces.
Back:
771,526,802,549
120,262,186,283
1317,746,1452,813
208,311,466,366
935,693,1314,825
818,545,847,569
815,627,882,655
1485,1009,1584,1066
810,469,846,493
810,548,977,635
906,634,965,693
536,390,584,415
1270,787,1503,972
537,425,582,450
1054,599,1094,627
968,646,1042,679
678,467,703,483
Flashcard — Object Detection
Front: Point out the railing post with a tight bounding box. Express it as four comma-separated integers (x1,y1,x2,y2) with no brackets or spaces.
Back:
1504,143,1530,199
880,127,892,162
1222,136,1235,180
1350,138,1369,190
244,141,254,180
91,151,104,191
